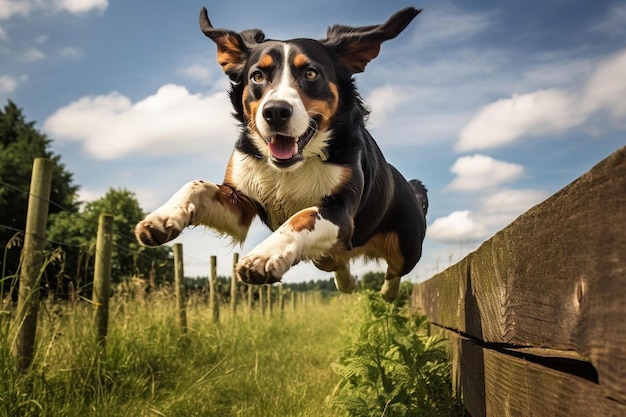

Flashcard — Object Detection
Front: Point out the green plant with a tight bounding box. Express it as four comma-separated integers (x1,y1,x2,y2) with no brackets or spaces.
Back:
328,292,462,417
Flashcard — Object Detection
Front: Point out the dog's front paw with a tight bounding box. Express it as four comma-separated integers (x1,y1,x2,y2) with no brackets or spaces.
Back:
236,245,297,284
134,207,191,246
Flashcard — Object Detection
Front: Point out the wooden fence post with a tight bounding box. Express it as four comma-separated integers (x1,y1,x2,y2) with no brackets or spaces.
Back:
231,252,239,315
93,214,113,348
11,158,54,372
247,284,253,314
173,244,187,333
259,285,265,316
209,255,219,323
267,285,273,317
279,285,285,315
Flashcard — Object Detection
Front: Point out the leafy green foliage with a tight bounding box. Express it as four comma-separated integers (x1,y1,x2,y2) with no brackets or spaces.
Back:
0,101,78,277
329,292,462,417
360,271,385,291
47,188,172,292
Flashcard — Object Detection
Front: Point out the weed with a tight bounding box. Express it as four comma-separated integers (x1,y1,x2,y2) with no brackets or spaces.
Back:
328,291,462,417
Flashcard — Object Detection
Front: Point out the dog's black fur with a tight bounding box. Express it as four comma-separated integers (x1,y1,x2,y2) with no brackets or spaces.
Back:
135,7,427,300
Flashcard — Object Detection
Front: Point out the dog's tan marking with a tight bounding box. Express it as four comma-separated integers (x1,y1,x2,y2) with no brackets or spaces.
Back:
257,53,274,69
298,82,339,131
216,35,246,74
213,184,257,230
292,53,309,68
288,208,318,232
242,85,262,132
361,232,405,275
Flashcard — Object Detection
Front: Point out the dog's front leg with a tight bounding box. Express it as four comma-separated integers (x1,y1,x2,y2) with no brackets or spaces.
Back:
237,207,339,284
135,180,255,246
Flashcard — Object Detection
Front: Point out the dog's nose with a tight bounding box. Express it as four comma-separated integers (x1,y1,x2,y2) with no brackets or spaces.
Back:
262,100,293,129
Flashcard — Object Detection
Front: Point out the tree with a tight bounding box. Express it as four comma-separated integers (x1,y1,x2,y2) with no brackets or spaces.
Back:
360,271,385,291
0,101,78,281
47,188,173,296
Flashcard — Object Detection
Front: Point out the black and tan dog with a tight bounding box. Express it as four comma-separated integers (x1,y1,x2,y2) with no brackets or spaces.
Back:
135,6,428,301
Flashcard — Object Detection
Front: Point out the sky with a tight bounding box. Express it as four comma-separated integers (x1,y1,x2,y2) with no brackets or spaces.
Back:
1,0,625,282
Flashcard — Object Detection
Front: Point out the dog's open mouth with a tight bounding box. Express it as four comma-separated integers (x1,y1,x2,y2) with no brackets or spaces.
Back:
268,118,318,167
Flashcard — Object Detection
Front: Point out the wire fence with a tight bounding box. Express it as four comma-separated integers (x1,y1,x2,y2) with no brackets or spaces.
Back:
0,178,220,278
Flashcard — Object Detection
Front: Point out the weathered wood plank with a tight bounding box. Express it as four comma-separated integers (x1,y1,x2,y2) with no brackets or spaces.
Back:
443,329,626,417
415,146,626,403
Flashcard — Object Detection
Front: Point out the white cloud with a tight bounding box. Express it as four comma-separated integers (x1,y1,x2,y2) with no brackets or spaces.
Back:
76,187,103,204
22,46,44,61
581,50,626,122
427,189,547,246
0,74,19,94
56,0,108,14
182,63,212,84
0,0,31,20
43,84,238,160
0,0,107,20
60,46,82,59
457,48,626,151
447,154,524,191
0,24,7,41
427,210,489,243
457,89,578,151
366,84,413,127
481,188,548,214
479,188,549,228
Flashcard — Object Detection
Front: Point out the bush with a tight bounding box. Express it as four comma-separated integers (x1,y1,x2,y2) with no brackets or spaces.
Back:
328,292,463,417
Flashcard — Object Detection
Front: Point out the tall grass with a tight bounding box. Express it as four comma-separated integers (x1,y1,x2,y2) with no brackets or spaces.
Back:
1,285,461,417
1,289,356,417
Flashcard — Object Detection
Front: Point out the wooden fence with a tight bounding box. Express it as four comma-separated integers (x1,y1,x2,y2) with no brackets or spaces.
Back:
412,146,626,417
7,158,311,371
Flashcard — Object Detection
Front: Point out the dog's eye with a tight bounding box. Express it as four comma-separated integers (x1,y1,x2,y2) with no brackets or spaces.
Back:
304,68,318,81
251,71,265,83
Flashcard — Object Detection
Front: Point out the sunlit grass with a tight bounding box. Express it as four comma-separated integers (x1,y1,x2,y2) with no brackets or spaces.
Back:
1,289,356,417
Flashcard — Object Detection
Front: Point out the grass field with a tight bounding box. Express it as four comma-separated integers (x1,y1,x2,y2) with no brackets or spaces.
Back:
1,287,460,417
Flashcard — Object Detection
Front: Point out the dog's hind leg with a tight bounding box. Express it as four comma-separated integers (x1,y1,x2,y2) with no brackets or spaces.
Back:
381,271,401,302
313,257,356,293
333,264,357,294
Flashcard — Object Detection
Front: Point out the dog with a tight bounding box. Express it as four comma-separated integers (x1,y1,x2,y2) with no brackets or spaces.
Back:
134,6,428,301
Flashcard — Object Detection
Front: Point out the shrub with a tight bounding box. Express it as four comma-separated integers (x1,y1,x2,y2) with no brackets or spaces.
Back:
328,292,462,417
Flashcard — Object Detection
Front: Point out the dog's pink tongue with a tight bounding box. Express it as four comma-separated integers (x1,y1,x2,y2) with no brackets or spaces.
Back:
269,135,297,160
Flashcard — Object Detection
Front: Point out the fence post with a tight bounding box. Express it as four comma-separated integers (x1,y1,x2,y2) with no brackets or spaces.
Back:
11,158,54,372
279,285,285,315
209,255,219,323
173,244,187,333
266,285,272,317
247,284,253,314
93,214,113,349
230,252,239,315
259,285,265,316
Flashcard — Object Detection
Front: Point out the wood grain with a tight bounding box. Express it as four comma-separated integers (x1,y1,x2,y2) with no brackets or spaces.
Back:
444,330,626,417
414,146,626,409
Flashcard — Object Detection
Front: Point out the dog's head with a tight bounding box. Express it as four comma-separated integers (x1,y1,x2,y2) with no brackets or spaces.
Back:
200,7,420,170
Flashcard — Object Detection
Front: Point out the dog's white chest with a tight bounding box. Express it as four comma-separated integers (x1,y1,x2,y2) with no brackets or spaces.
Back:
228,151,349,229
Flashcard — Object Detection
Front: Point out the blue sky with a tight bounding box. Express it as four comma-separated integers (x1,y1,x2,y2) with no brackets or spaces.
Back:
1,0,625,281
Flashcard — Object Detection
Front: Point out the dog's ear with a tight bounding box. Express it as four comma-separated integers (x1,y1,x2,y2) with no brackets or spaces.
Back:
199,7,256,83
240,29,266,48
322,7,421,74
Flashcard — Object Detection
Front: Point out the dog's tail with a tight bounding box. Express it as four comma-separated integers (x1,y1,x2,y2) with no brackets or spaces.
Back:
409,179,428,217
